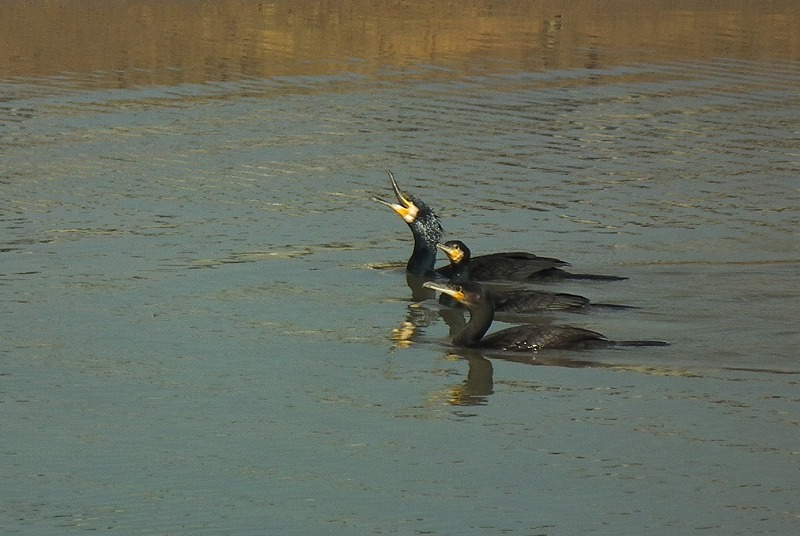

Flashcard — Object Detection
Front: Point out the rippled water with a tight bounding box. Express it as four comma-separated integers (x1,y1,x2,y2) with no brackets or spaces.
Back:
2,1,799,534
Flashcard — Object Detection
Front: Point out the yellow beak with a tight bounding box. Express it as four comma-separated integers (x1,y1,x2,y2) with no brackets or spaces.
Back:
372,170,419,223
422,281,466,303
436,242,464,264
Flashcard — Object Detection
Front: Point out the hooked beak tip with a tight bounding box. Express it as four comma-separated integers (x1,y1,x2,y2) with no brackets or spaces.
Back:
387,170,412,207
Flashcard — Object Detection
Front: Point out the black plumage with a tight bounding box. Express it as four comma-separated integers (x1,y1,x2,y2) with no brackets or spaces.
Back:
437,240,634,314
373,171,625,281
423,281,667,351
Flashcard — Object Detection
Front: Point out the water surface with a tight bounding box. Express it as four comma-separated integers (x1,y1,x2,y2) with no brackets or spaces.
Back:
1,1,799,534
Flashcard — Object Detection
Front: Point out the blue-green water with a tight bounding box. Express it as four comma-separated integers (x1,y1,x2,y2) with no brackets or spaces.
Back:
2,4,799,535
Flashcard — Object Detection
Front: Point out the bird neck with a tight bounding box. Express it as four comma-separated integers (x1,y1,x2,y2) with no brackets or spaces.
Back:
454,295,494,347
406,232,438,276
448,260,471,283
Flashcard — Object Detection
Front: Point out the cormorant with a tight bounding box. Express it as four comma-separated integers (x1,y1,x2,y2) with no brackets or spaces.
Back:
437,241,634,314
373,171,625,281
372,171,444,276
422,281,667,351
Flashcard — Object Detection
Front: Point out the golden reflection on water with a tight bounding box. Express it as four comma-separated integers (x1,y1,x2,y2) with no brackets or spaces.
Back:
1,0,799,88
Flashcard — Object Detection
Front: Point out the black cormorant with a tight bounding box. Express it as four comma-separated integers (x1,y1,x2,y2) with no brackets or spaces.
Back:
422,281,667,351
373,171,625,281
437,241,634,314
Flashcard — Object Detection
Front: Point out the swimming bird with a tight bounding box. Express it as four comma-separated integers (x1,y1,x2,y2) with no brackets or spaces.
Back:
422,281,667,351
437,241,635,314
372,171,445,276
373,171,625,281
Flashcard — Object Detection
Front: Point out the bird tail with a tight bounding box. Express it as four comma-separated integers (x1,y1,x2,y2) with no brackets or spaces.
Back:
613,340,670,347
590,303,639,310
526,268,628,282
562,272,629,281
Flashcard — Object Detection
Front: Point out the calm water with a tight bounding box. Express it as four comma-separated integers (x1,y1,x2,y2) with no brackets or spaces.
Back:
2,1,799,534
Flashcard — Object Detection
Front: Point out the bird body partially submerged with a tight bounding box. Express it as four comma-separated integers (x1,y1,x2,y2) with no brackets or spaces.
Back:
373,171,625,281
436,240,633,314
436,250,571,281
372,172,443,276
423,281,667,352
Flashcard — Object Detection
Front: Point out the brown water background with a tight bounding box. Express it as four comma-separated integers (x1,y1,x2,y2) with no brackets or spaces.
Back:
3,0,800,86
2,1,799,534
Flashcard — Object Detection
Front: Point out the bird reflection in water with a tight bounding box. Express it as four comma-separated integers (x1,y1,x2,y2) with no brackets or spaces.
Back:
434,353,494,407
